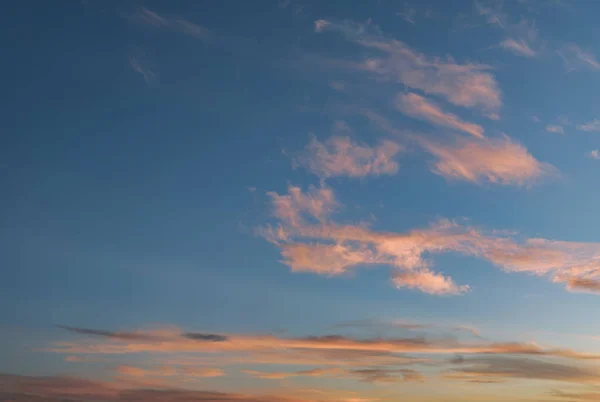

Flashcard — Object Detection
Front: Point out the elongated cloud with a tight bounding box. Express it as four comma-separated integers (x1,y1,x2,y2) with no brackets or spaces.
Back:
500,39,536,57
0,374,305,402
477,3,538,58
129,7,211,41
421,135,555,186
262,185,599,296
51,324,600,362
557,43,600,72
129,56,155,83
296,136,402,179
577,119,600,132
396,93,484,138
315,20,501,114
446,356,600,384
546,125,564,134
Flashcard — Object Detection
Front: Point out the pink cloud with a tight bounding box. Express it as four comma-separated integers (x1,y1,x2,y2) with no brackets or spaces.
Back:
421,135,555,186
393,270,469,295
296,136,402,179
261,185,598,296
396,93,484,138
315,20,502,114
500,39,536,57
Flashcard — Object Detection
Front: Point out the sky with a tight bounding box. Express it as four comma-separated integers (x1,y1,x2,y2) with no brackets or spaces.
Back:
2,0,600,401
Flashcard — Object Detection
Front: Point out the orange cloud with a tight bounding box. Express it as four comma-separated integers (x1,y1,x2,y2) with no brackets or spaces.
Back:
421,135,554,186
296,136,402,179
396,93,484,138
262,186,599,296
393,270,469,295
53,325,600,361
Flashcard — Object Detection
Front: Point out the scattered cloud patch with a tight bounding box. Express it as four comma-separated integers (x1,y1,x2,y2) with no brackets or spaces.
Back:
577,119,600,132
315,19,502,114
129,56,155,83
546,125,565,134
295,136,402,179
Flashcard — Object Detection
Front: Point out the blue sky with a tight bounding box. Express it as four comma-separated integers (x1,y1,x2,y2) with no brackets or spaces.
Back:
2,1,600,401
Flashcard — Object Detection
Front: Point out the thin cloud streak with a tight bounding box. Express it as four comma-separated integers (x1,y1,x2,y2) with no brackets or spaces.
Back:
315,19,502,114
129,7,212,41
396,92,485,138
577,119,600,132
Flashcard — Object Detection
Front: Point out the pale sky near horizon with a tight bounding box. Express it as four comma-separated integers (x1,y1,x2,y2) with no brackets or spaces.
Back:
2,1,600,401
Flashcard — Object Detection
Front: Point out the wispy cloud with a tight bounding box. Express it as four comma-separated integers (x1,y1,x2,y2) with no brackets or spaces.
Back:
129,7,211,41
51,324,600,362
500,39,536,57
446,356,600,384
421,135,555,186
577,119,600,132
551,389,600,400
335,319,483,338
315,19,502,114
546,125,565,134
476,2,539,58
128,56,156,83
397,3,416,25
393,270,470,295
0,374,305,402
557,43,600,72
396,92,485,138
295,136,402,179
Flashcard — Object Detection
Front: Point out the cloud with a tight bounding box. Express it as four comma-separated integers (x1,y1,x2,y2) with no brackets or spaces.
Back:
129,7,211,41
0,374,304,402
315,19,501,114
335,319,482,338
393,270,470,295
266,185,337,230
397,4,416,25
563,277,600,293
296,136,402,179
58,325,162,341
262,185,600,296
557,43,600,72
446,356,600,384
550,389,600,400
347,368,424,383
476,3,539,58
396,92,485,138
500,39,536,57
421,135,554,186
51,324,600,363
129,56,156,83
577,119,600,132
182,332,229,342
546,125,565,134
